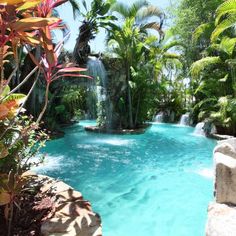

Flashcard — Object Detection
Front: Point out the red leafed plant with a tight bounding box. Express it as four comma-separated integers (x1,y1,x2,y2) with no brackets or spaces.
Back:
0,0,91,235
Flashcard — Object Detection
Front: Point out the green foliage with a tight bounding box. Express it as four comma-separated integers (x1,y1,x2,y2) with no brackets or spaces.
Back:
186,0,236,134
190,56,221,77
0,116,48,174
105,0,165,128
212,0,236,41
170,0,223,68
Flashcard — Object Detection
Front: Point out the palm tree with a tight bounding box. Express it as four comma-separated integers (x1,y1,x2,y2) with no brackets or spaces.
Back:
212,0,236,41
107,0,164,128
73,0,116,65
191,11,236,134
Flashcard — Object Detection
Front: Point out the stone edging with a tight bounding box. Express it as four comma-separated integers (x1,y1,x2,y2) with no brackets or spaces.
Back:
84,124,150,135
206,138,236,236
32,175,102,236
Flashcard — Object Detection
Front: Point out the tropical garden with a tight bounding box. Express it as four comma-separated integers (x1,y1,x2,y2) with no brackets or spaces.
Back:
0,0,236,235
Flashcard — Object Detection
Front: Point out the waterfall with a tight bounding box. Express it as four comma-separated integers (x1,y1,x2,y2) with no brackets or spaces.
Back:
154,112,164,123
86,57,112,128
193,122,205,136
179,113,190,126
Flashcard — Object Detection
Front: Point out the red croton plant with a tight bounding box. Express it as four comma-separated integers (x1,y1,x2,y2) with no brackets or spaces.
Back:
0,0,90,234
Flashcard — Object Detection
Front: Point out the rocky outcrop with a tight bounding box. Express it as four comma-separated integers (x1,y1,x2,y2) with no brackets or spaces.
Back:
206,138,236,236
35,175,102,236
206,202,236,236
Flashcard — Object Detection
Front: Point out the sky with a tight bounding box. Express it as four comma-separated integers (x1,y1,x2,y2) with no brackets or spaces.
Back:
56,0,175,52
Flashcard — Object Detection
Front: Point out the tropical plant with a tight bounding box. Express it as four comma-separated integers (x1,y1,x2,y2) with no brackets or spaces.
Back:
107,0,164,128
0,0,91,232
0,171,31,236
212,0,236,41
189,0,236,134
73,0,116,65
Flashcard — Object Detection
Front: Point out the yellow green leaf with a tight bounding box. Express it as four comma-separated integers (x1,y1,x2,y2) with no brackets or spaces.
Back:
16,0,41,11
0,192,11,206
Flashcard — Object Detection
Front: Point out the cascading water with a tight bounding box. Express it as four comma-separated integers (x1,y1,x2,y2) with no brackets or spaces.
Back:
193,122,205,136
154,112,164,123
86,56,112,128
179,113,190,126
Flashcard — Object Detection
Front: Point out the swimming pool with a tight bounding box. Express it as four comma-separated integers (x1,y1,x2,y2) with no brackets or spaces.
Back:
37,121,216,236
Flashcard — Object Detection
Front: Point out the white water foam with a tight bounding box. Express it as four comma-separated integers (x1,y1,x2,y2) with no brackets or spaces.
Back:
195,168,213,179
193,122,205,136
90,138,133,146
31,154,63,173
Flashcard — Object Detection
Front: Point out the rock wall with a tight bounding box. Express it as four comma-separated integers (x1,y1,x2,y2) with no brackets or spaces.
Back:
206,138,236,236
35,175,102,236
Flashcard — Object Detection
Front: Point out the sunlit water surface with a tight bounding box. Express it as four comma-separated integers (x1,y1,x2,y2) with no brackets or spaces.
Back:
36,121,216,236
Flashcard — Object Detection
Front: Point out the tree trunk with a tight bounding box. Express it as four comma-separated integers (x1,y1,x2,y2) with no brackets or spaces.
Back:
126,63,133,129
72,21,92,66
134,93,141,127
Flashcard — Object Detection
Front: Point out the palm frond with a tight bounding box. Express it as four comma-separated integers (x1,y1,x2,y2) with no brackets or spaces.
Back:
211,15,236,41
111,2,130,18
193,23,213,43
68,0,80,19
220,37,236,56
163,53,181,59
193,97,218,110
136,5,163,22
129,0,148,18
162,40,185,52
81,0,87,11
140,22,163,37
215,0,236,25
190,56,221,77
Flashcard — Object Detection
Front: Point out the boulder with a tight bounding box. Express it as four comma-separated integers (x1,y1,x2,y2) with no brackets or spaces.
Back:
218,138,236,147
37,175,102,236
206,202,236,236
41,214,102,236
214,152,236,204
214,140,236,159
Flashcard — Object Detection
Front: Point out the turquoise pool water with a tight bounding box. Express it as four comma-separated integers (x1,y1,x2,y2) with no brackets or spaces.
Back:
37,121,216,236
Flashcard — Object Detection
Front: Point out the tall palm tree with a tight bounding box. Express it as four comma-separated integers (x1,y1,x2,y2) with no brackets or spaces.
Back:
107,0,164,128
